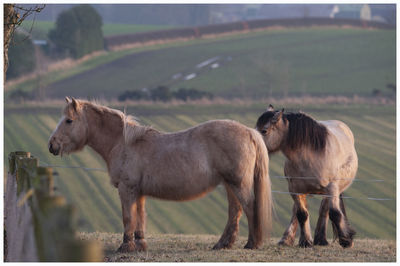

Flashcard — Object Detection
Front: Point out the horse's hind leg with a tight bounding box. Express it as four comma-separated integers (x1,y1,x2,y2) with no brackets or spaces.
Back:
213,184,242,250
293,194,313,248
278,204,298,246
338,194,356,245
313,198,330,246
134,195,147,251
227,183,260,249
328,186,355,248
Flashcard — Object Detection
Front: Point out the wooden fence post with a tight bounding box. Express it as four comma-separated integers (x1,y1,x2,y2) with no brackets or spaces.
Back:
35,167,54,196
6,151,103,262
14,154,38,196
8,151,30,175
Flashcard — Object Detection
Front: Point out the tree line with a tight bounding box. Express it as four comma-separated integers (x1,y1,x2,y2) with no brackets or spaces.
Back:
118,86,213,102
7,5,103,79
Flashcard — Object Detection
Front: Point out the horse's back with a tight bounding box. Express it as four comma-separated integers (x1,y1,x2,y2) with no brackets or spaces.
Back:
191,119,258,146
320,119,358,186
192,119,265,162
320,120,355,144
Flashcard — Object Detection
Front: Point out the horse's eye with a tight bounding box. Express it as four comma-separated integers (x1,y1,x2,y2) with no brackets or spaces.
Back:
66,119,73,124
261,129,267,135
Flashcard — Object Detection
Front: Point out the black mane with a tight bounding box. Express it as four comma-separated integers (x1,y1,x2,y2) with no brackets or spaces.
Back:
256,111,328,152
285,112,328,152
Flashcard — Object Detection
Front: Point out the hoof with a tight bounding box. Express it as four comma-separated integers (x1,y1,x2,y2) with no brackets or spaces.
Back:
313,238,329,246
117,242,136,253
278,238,295,246
212,241,233,250
339,238,354,248
244,241,260,249
339,228,355,248
299,238,313,248
135,239,148,252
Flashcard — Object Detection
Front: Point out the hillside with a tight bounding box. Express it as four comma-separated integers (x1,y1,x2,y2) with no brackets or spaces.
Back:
7,27,395,100
4,102,395,240
79,233,396,262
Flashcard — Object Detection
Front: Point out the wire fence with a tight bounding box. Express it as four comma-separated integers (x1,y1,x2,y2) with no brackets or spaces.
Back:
271,190,392,201
36,161,393,201
40,161,106,172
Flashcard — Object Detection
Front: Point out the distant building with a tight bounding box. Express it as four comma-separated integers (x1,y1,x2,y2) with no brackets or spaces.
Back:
331,4,395,24
332,4,368,20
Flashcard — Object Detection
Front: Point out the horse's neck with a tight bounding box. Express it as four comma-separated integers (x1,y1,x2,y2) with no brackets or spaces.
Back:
281,146,296,162
85,107,124,164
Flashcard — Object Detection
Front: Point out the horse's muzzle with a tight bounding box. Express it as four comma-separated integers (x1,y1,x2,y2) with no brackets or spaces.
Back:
48,143,60,156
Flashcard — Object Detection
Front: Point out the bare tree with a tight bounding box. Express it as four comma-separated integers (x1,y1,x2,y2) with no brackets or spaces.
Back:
3,4,44,81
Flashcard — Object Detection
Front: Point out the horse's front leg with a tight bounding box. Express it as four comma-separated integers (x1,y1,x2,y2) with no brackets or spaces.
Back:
313,198,330,246
293,194,313,248
117,184,138,253
134,195,147,251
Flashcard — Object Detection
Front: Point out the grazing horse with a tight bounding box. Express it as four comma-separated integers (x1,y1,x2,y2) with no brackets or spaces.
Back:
48,97,273,252
255,105,357,248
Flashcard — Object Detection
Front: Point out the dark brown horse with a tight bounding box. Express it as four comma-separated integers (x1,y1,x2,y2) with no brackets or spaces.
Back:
48,97,273,252
256,105,357,248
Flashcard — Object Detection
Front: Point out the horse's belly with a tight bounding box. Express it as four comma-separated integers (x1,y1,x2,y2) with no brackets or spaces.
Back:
149,184,218,201
288,179,328,195
142,174,221,201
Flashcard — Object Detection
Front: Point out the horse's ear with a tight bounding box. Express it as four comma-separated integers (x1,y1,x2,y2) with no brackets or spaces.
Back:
272,109,284,124
267,104,274,111
65,96,71,103
71,97,79,112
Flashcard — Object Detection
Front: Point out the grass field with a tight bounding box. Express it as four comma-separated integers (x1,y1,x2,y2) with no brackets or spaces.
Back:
4,102,395,241
7,27,395,101
36,27,395,99
20,20,174,39
79,233,396,262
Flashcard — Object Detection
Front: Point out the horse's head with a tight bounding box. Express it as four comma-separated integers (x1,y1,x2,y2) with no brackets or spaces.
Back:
255,105,287,153
48,97,88,156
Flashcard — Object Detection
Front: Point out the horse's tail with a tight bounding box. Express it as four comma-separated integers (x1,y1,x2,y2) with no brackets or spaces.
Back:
252,131,273,246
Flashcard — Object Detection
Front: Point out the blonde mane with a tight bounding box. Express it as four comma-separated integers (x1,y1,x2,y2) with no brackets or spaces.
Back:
69,99,155,145
123,115,155,144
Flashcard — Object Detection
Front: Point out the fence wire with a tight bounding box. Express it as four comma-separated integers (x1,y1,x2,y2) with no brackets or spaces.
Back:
271,190,392,201
34,161,393,201
39,161,107,172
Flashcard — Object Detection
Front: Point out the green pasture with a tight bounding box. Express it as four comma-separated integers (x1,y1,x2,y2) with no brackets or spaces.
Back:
4,103,396,240
35,27,396,99
9,27,395,101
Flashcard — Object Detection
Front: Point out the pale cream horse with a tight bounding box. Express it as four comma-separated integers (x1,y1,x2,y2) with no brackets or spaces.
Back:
48,97,273,252
256,105,357,248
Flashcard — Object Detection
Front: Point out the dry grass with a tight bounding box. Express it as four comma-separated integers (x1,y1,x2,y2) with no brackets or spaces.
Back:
4,95,395,110
78,232,396,262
